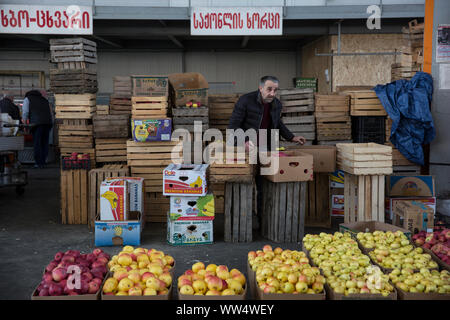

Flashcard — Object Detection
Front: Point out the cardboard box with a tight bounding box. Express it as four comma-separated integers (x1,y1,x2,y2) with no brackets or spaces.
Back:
331,194,345,217
287,145,336,173
131,119,172,142
393,200,435,233
131,75,169,96
178,284,247,300
169,193,214,221
261,150,313,182
395,283,450,300
339,221,412,240
324,283,397,300
387,175,435,197
167,216,213,246
105,177,144,214
95,211,143,246
168,72,209,107
329,170,345,188
163,164,209,196
388,196,436,222
100,179,130,221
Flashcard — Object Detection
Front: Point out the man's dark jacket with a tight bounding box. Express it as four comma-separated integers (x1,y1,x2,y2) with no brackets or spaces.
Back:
25,90,52,125
228,90,294,142
0,98,21,121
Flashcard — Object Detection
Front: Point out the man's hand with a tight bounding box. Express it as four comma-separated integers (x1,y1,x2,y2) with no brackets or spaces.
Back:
291,136,306,145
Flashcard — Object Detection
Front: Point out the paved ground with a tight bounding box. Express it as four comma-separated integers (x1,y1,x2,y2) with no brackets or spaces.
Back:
0,163,341,300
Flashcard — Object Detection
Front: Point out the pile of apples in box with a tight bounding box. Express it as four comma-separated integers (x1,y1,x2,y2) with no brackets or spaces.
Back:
413,228,450,267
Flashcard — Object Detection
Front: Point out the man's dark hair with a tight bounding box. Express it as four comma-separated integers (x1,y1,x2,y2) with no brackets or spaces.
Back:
260,76,279,87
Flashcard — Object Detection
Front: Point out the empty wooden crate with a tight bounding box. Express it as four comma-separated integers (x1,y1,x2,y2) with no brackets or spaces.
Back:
336,143,393,175
224,182,254,243
346,91,387,116
60,169,89,224
55,94,96,119
95,138,128,164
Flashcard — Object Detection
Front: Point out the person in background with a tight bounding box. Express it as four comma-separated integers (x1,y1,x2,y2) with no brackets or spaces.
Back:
228,75,306,229
22,90,53,168
0,92,21,121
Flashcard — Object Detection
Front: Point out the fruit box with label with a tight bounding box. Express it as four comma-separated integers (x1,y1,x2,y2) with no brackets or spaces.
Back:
330,170,345,188
331,194,345,217
105,177,144,217
286,145,336,173
169,193,214,221
339,221,411,240
387,197,436,221
387,175,435,197
163,164,209,196
100,179,131,221
261,150,313,182
95,211,143,246
131,119,172,142
392,200,435,233
167,216,213,246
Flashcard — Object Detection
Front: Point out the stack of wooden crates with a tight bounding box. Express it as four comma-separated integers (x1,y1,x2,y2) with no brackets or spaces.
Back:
51,38,98,225
278,88,315,146
391,19,424,82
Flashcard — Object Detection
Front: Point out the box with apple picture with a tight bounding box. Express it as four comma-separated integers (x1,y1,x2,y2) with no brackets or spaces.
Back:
169,193,214,221
131,118,172,142
167,216,213,246
163,164,209,196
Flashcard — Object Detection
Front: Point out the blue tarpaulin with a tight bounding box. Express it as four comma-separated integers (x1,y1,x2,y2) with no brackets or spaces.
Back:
373,72,435,166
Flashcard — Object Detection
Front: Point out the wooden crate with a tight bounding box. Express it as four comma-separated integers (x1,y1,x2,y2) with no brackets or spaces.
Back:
314,93,350,115
127,140,183,193
385,117,392,142
224,182,254,243
88,164,130,228
49,68,97,94
305,173,331,228
336,143,393,175
391,63,421,81
211,182,225,214
131,75,169,97
278,88,314,115
50,38,97,64
210,163,255,183
131,96,168,119
95,138,128,164
261,179,307,243
316,116,352,141
282,115,316,141
93,114,130,138
55,94,96,119
392,165,421,176
344,174,385,223
318,140,352,146
96,105,109,115
345,91,387,116
113,76,132,96
385,142,416,166
60,169,89,224
110,95,132,115
209,94,240,135
173,107,209,132
58,120,93,149
144,192,170,223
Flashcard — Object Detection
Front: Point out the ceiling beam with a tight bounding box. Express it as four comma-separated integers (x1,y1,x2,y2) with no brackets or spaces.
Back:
90,35,123,48
159,20,184,49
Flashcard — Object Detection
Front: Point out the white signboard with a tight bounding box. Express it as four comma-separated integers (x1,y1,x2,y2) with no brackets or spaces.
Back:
0,5,93,35
191,7,283,36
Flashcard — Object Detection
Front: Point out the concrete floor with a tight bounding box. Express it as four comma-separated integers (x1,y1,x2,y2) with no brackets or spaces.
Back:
0,163,341,300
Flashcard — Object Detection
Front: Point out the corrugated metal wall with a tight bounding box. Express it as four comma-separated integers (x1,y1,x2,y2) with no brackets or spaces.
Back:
0,50,296,95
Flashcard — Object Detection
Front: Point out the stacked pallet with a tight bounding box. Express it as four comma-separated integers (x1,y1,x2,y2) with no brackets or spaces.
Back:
315,94,351,143
49,38,97,94
131,96,169,119
279,88,315,142
96,105,109,115
386,142,421,176
109,95,132,115
209,94,240,136
172,106,209,132
95,138,128,164
113,76,132,96
127,139,183,222
336,143,393,223
392,20,424,81
55,94,96,167
345,90,387,117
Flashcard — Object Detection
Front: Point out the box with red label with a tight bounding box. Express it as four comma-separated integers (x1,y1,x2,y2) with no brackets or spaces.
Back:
105,177,144,215
100,180,130,221
261,150,313,182
331,194,345,217
163,164,209,196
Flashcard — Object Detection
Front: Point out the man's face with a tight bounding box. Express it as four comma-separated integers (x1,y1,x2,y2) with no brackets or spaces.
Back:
259,80,279,103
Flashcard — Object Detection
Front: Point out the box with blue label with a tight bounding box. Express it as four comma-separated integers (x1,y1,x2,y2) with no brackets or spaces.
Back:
387,175,435,197
95,211,143,246
131,119,172,142
167,216,213,246
169,193,214,221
